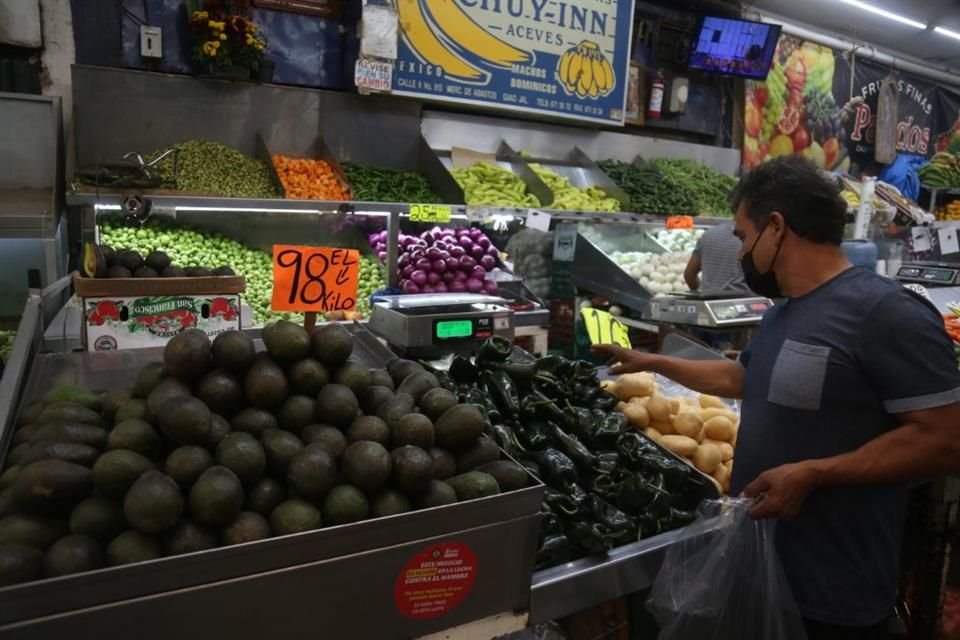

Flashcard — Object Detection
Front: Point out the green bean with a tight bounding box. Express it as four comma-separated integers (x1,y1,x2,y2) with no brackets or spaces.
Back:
341,163,440,203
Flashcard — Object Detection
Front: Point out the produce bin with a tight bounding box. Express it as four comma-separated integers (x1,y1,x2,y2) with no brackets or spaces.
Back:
0,342,545,639
434,141,554,209
257,130,353,201
516,147,630,212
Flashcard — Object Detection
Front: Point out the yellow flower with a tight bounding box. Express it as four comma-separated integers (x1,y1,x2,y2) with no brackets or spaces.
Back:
219,33,227,40
202,41,217,56
192,10,208,21
212,40,220,48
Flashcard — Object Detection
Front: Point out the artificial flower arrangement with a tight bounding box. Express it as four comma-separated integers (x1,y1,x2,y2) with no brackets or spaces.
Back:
188,0,266,72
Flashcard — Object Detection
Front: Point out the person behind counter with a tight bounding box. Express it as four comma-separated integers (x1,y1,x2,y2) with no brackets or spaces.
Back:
683,221,749,294
594,155,960,640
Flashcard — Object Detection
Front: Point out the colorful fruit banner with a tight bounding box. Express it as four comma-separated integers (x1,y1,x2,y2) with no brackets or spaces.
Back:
392,0,635,124
744,34,945,175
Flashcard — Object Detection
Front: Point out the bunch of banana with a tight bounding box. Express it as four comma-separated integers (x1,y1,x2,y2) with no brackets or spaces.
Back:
920,152,960,189
397,0,529,82
557,41,615,99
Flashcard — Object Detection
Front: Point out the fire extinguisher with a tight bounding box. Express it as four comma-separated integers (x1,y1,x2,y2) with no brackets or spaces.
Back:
647,70,665,119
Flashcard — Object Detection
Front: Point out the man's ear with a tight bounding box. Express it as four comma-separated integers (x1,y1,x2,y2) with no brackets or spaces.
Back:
768,211,786,237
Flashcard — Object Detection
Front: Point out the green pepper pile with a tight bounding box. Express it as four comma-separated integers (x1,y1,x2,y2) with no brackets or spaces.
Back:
597,160,698,215
528,163,620,212
451,162,541,208
648,158,738,218
430,337,713,570
341,163,441,203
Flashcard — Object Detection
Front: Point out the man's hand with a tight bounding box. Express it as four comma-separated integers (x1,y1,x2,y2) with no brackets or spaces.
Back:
742,462,819,520
590,344,652,375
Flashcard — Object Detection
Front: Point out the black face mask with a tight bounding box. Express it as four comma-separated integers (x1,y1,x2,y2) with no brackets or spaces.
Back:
740,222,783,298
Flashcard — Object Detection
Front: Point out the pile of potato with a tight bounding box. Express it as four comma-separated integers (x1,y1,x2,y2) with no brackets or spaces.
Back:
603,372,737,494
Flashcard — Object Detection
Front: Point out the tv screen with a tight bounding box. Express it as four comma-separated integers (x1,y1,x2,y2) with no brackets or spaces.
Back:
688,16,781,80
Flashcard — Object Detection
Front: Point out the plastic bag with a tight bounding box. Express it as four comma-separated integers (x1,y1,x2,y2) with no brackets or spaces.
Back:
647,498,807,640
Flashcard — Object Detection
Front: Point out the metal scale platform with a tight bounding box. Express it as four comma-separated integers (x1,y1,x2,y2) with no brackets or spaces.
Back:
368,293,515,357
642,291,774,327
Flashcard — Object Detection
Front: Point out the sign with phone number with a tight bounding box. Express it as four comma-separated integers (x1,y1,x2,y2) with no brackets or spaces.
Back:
392,0,635,125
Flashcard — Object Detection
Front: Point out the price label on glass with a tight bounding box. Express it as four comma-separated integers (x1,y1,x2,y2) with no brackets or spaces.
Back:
410,204,452,223
580,308,631,348
271,245,360,312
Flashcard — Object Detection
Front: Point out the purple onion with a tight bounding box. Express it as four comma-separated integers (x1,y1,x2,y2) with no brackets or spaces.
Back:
458,236,474,249
438,250,450,260
401,236,418,248
415,258,432,271
410,270,428,286
442,270,456,283
374,242,387,253
469,227,484,240
377,251,387,262
449,246,465,258
445,257,460,271
454,271,469,282
402,280,420,294
435,282,448,293
398,254,410,268
483,279,499,295
449,280,467,293
440,228,455,237
401,265,414,279
480,255,496,270
486,245,499,257
421,231,436,244
427,271,441,285
471,265,487,280
456,228,471,237
432,259,446,272
421,285,435,294
426,247,442,260
465,278,484,293
477,236,491,249
368,233,379,244
470,245,485,259
460,255,477,270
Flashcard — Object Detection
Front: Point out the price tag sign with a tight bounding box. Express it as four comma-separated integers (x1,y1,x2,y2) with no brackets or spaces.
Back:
665,215,694,230
271,245,360,312
580,307,631,348
409,203,452,223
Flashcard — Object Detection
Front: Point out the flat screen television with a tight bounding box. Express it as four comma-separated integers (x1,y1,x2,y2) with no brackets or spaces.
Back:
688,16,781,80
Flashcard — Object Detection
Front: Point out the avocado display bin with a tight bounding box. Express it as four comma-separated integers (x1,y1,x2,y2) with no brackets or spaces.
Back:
0,335,544,639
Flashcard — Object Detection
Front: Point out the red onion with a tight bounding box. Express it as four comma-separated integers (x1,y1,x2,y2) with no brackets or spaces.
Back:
432,259,446,272
470,265,487,280
465,278,484,293
427,271,441,285
480,255,496,270
445,257,460,271
410,270,428,286
449,246,466,258
442,270,456,283
402,280,420,294
483,279,499,295
435,282,448,293
415,258,432,271
470,245,485,259
449,280,467,293
459,255,476,270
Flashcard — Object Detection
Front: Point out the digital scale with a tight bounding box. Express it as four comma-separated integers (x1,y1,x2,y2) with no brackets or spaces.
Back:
368,293,515,357
895,261,960,286
642,292,774,327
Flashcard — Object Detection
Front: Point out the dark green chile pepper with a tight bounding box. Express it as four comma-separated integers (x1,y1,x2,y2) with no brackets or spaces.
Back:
518,420,551,451
592,412,629,449
518,457,541,479
618,472,670,514
587,495,633,531
617,431,660,468
648,454,694,485
462,387,502,424
566,407,595,442
544,487,583,519
434,370,456,392
485,358,537,381
594,451,620,475
589,472,623,502
592,390,619,412
478,336,513,363
449,355,479,384
491,423,524,457
482,369,519,417
535,355,566,374
571,382,600,405
567,521,612,555
668,507,697,527
547,423,597,470
540,504,565,536
534,448,579,490
525,391,567,424
536,534,573,569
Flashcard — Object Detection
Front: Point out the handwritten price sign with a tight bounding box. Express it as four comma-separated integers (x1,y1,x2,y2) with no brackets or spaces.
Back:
271,245,359,312
580,308,631,349
409,204,452,224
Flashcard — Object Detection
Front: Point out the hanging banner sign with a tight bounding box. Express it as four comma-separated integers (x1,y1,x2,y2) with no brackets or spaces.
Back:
392,0,635,125
743,34,940,175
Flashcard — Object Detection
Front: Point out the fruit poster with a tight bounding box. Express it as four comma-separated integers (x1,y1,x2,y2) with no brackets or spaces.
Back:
391,0,635,124
934,86,960,155
744,34,941,175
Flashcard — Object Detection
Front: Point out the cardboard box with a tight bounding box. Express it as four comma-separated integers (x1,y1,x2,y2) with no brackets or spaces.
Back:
74,274,245,351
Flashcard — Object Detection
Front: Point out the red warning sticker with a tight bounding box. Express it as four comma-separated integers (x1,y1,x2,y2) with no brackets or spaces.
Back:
394,541,478,620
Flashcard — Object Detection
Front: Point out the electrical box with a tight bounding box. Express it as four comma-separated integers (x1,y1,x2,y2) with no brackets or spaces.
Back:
668,77,689,114
140,26,162,59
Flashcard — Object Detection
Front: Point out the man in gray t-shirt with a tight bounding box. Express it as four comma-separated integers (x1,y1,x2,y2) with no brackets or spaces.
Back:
594,156,960,639
683,222,749,293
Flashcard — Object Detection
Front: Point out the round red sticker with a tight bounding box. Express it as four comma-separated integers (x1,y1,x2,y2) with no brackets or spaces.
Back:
394,541,477,620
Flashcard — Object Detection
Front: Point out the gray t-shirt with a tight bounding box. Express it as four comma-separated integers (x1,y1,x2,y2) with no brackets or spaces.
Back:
693,222,749,293
734,268,960,625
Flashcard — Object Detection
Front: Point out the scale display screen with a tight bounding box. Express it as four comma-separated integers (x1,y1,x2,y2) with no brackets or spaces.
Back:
435,319,474,340
706,299,773,322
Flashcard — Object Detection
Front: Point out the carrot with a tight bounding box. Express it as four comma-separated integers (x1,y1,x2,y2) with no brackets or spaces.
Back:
272,155,350,200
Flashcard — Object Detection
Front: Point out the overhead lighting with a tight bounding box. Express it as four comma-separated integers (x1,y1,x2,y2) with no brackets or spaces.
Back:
837,0,926,29
935,26,960,41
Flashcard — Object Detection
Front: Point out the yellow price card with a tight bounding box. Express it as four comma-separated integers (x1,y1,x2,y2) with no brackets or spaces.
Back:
580,307,631,348
409,204,452,223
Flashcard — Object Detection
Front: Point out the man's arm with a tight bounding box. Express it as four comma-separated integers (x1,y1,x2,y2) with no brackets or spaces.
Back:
745,402,960,519
684,253,701,291
590,345,744,398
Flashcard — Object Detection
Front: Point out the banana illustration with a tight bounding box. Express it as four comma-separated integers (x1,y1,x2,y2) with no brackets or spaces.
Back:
398,0,485,81
555,40,616,99
423,0,529,67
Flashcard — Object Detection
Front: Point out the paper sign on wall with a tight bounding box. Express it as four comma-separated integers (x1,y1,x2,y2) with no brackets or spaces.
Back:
938,226,960,255
580,307,630,348
272,245,359,312
911,226,933,252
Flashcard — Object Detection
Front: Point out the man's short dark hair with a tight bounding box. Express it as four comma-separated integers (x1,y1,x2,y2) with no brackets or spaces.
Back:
730,156,847,244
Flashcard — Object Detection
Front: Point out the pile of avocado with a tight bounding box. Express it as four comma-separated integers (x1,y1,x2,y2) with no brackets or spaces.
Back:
83,244,235,279
0,323,527,587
